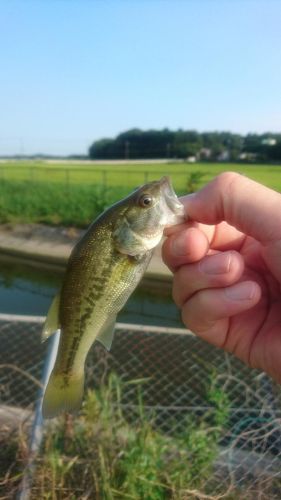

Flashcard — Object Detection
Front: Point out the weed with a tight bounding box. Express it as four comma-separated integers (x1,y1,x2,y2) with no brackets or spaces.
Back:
186,171,207,193
3,373,280,498
31,373,229,499
0,180,128,228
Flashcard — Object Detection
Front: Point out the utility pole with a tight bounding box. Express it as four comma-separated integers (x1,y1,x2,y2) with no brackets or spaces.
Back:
166,142,171,159
125,140,130,160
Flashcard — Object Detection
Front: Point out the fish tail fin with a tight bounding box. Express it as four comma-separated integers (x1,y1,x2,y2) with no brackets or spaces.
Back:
42,370,84,419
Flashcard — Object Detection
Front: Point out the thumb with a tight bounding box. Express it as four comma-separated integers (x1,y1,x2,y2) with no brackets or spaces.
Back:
183,172,281,245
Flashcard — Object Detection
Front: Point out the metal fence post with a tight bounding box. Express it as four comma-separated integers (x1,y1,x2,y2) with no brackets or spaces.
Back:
102,170,107,187
17,330,60,500
29,167,34,183
65,168,70,194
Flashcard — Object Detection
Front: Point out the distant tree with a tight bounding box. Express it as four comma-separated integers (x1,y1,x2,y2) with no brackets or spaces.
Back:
88,129,281,162
266,140,281,161
89,139,115,159
175,142,198,159
243,134,261,155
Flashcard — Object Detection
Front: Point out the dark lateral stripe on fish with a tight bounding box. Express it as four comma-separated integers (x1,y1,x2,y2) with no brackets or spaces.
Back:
65,335,81,373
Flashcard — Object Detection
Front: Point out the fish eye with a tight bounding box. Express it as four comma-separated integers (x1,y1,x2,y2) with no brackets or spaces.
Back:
138,193,153,208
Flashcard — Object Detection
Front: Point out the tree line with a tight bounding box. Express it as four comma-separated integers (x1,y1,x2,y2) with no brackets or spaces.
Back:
89,129,281,162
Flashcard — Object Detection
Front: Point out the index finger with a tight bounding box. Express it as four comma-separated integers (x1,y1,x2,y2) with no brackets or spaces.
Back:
183,172,281,245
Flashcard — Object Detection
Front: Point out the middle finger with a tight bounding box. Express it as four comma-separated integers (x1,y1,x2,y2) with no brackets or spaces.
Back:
173,250,245,307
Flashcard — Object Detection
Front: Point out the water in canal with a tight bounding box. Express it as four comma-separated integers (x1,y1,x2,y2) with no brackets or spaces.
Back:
0,257,182,327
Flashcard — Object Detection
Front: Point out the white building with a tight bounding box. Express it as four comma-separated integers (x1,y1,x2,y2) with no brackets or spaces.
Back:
261,138,277,146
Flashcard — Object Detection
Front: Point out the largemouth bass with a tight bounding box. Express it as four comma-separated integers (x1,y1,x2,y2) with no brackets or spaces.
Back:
42,176,184,418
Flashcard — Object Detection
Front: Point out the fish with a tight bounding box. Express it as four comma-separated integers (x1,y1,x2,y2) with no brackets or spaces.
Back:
41,176,184,418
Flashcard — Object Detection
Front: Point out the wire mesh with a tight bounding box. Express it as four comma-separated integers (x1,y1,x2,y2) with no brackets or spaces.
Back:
0,165,189,192
0,314,281,498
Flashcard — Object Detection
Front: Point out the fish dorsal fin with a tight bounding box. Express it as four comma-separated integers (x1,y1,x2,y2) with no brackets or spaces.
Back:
42,292,60,342
96,315,117,351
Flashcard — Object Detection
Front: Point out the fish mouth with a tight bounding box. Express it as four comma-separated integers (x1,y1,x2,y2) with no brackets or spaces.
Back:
160,176,185,217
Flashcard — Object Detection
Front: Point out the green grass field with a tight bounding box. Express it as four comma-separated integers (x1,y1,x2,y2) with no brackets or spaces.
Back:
0,160,280,226
1,160,281,192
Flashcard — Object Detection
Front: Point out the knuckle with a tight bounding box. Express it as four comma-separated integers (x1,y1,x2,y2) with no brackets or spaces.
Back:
214,171,240,190
195,289,207,310
212,172,242,220
213,172,240,201
181,301,216,334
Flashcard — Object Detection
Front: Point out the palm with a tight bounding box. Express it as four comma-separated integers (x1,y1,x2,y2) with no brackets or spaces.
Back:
219,236,281,383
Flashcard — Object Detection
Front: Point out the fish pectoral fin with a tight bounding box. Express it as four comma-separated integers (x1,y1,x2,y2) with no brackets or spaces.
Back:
96,316,117,351
42,292,61,342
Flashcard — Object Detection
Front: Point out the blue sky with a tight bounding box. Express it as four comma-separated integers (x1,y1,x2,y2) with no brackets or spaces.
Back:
1,0,280,155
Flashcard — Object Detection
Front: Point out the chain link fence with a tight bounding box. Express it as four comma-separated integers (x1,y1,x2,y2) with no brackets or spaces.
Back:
0,165,189,191
1,313,281,498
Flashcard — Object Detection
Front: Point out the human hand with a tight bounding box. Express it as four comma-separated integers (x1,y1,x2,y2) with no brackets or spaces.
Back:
162,172,281,384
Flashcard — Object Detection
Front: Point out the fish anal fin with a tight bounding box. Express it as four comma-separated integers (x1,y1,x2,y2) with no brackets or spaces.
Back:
96,316,116,351
42,292,60,342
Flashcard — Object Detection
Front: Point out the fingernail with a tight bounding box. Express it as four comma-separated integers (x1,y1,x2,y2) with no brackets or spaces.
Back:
199,253,231,275
225,282,256,301
171,231,189,257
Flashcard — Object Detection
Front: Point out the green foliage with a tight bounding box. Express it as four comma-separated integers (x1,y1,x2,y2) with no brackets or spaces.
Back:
207,377,230,429
3,373,281,498
0,171,206,228
0,432,27,498
0,180,128,228
89,128,281,162
1,162,281,228
89,128,176,160
1,160,281,191
32,373,229,499
186,170,207,193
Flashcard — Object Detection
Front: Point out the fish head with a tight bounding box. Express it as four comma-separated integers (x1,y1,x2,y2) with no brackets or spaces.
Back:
113,176,185,256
